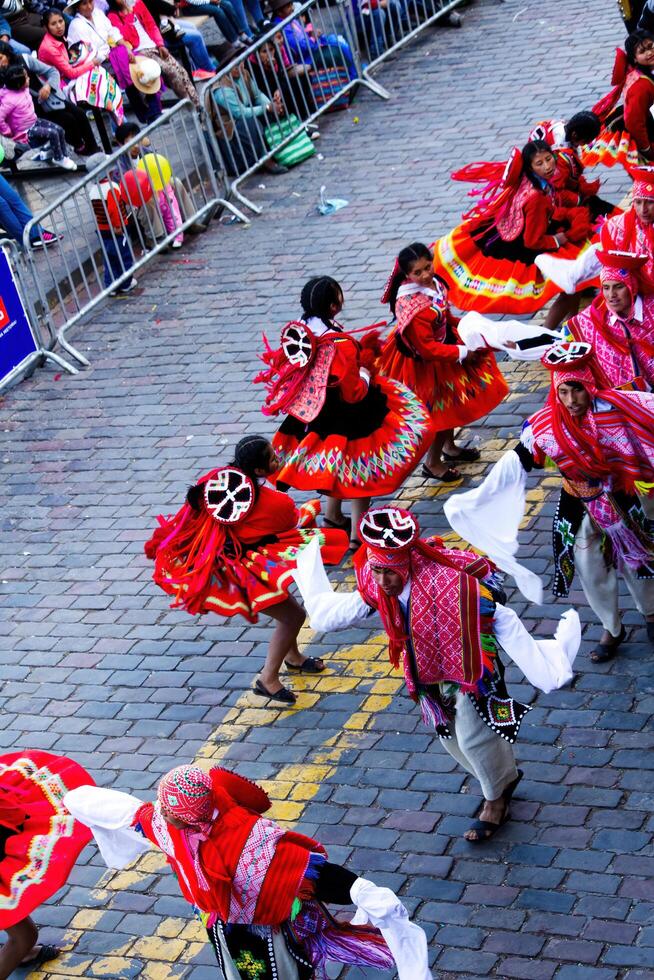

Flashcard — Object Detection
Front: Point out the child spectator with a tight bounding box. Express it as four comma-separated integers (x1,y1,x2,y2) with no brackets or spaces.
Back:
0,39,100,155
114,120,185,248
0,62,77,169
86,151,138,294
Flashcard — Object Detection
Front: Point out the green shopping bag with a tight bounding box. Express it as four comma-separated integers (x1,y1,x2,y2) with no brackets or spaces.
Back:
264,115,316,167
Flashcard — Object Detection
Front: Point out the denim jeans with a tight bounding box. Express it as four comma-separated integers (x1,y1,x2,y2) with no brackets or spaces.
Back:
0,174,41,246
181,1,242,42
176,21,215,71
100,230,133,287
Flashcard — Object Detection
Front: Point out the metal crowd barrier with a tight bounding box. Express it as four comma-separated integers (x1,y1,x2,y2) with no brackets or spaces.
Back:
202,0,390,214
7,0,467,383
354,0,466,79
21,100,248,367
0,239,77,394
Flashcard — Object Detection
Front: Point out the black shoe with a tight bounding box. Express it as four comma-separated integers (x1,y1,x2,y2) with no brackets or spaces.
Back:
264,161,288,175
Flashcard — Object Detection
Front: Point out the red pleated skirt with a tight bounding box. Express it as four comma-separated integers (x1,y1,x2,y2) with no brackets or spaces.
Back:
272,376,433,499
0,751,93,929
379,338,508,431
433,220,591,315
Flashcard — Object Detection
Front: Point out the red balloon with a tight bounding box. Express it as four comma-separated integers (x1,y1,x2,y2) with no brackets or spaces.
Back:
120,168,153,206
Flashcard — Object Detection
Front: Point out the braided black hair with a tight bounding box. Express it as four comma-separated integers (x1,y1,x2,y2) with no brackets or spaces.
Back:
186,435,273,511
300,276,343,331
384,242,433,317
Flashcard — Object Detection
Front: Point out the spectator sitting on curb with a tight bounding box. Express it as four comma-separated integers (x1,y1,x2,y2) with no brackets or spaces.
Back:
106,0,199,108
270,0,357,81
38,8,125,124
0,167,61,248
211,44,287,175
0,63,77,169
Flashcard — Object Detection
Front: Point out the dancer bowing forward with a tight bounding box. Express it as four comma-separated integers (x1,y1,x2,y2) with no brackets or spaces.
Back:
255,276,433,548
144,435,348,704
433,141,594,328
445,342,654,665
294,507,580,842
379,242,508,482
65,764,432,980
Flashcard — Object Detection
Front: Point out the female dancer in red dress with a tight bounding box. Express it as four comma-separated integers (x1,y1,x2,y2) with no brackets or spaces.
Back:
584,30,654,169
256,277,433,547
0,751,93,979
145,435,348,704
379,242,509,481
433,141,594,328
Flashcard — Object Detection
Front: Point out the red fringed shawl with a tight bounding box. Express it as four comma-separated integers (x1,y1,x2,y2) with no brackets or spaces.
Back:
135,768,325,925
528,364,654,493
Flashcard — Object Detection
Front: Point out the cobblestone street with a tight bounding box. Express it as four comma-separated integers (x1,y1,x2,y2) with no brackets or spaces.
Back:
2,0,653,977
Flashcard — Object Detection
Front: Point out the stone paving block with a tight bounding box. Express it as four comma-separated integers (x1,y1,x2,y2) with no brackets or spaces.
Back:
2,2,645,978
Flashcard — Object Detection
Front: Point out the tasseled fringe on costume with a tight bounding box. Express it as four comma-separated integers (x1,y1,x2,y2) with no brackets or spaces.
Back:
451,160,511,222
254,328,308,418
603,520,654,571
291,902,394,977
144,505,239,617
296,852,326,906
418,690,451,730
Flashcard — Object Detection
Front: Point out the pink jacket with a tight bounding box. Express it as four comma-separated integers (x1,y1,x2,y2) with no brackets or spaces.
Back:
107,2,163,49
0,86,36,143
38,32,95,81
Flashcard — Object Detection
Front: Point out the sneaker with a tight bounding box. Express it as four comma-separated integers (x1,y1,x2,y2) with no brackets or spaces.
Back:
309,130,321,141
192,68,216,80
53,156,78,171
110,277,138,296
172,238,183,248
31,230,62,249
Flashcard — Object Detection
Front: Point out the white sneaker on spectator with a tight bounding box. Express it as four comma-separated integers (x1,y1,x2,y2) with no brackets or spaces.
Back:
35,148,53,162
172,238,183,248
53,156,78,171
110,277,138,296
31,230,62,249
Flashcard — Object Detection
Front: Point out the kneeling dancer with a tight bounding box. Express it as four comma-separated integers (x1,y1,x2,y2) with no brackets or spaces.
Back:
65,764,430,979
294,508,580,842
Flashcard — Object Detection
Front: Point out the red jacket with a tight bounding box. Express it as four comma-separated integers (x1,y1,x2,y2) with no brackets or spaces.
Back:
107,1,163,50
328,333,369,403
624,74,654,152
